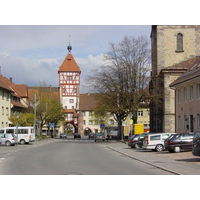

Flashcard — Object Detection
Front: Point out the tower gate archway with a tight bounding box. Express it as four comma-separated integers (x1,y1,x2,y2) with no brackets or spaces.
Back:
64,122,78,134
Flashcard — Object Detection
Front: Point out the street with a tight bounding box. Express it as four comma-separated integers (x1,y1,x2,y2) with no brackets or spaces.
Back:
0,136,174,175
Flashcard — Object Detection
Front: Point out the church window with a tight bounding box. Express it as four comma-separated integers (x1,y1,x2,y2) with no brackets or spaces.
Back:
176,33,183,51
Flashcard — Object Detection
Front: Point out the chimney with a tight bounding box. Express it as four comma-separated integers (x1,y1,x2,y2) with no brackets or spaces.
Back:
9,77,12,82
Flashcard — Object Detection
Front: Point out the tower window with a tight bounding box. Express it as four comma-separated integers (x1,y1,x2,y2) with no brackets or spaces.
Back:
176,33,183,51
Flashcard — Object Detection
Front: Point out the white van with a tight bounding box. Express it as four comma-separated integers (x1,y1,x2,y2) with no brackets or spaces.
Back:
0,127,35,144
142,133,174,152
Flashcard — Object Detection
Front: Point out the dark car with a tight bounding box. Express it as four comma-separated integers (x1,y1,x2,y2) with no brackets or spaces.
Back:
88,133,95,139
128,134,140,148
192,132,200,156
60,133,67,138
74,133,81,139
164,133,194,153
135,133,147,148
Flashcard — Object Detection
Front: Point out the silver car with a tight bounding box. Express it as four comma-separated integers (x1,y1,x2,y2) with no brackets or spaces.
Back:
0,133,17,146
94,133,105,142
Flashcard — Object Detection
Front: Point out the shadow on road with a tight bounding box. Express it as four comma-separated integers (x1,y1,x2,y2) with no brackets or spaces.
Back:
175,158,200,162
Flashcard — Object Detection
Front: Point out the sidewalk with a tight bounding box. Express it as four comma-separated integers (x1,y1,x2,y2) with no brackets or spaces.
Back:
104,141,200,175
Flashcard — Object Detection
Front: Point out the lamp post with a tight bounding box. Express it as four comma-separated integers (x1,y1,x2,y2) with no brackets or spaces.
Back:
16,114,19,146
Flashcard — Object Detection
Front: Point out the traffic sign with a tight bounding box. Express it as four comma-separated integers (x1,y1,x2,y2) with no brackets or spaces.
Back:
100,124,105,129
50,123,54,128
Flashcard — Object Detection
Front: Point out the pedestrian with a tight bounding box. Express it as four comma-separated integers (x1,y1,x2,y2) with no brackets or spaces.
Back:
106,133,110,142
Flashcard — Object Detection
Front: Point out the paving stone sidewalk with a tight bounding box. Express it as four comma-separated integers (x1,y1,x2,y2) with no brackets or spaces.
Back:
104,141,200,175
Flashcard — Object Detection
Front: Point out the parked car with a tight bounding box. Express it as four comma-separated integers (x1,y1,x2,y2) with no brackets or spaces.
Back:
0,133,17,146
74,133,81,139
60,133,67,138
135,133,147,148
128,134,140,148
164,133,194,153
88,133,95,139
143,133,173,152
94,132,105,142
110,131,118,139
192,132,200,156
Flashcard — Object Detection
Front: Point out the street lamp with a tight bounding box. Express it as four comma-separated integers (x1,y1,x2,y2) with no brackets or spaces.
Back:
16,114,19,146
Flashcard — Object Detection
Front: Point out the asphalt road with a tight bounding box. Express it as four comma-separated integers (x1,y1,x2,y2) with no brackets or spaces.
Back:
0,137,173,175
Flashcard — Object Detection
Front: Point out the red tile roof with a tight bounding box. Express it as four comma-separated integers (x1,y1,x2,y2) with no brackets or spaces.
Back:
170,57,200,87
79,93,99,110
162,56,200,72
0,75,13,92
28,87,60,101
58,53,81,73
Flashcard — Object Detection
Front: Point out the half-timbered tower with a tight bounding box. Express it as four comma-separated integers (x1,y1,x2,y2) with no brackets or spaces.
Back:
58,44,81,132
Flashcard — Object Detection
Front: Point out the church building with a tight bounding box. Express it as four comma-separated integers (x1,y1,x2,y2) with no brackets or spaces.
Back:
150,25,200,133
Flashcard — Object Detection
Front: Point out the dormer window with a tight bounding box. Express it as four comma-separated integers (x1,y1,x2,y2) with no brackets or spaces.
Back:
176,33,184,52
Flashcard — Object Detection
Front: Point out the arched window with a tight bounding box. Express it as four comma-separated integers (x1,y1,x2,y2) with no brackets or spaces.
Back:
177,33,183,51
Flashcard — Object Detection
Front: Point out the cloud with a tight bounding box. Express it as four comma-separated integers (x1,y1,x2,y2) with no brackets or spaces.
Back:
0,52,105,92
0,25,151,93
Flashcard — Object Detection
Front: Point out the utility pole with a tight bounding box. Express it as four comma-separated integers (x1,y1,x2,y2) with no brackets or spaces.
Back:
34,94,37,136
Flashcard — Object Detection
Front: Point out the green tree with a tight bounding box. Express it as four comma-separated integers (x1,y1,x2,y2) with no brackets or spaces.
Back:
31,83,64,136
9,113,34,126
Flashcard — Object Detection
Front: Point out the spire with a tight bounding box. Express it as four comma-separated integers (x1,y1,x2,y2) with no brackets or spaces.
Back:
67,35,72,53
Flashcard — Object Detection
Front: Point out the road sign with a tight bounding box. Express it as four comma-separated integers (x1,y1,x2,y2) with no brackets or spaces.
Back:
50,123,54,128
100,124,105,129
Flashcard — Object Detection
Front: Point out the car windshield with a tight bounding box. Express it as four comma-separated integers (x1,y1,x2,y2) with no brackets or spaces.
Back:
165,134,175,140
97,133,103,136
138,134,145,139
172,134,181,140
194,132,200,139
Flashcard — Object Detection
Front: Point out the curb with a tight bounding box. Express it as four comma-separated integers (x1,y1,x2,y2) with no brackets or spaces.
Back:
106,145,181,175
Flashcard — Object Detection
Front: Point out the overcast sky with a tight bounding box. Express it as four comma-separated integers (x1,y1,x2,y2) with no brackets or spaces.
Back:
0,25,151,92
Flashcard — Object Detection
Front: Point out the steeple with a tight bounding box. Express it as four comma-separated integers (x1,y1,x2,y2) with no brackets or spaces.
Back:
58,36,81,73
67,35,72,53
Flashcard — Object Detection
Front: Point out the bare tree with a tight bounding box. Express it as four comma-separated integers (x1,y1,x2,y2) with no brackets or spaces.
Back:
88,35,151,138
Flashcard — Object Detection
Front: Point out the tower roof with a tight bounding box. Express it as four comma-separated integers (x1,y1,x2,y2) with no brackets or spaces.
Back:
58,53,81,73
58,41,81,73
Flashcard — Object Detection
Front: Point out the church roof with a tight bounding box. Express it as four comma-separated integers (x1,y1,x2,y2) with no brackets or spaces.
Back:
58,53,81,73
162,56,200,72
170,56,200,87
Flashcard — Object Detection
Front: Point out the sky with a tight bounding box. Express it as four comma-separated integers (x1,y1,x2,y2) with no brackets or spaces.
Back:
0,25,151,93
0,1,196,93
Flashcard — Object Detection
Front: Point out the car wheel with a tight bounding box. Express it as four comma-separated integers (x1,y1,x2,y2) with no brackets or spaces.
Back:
173,146,181,153
155,144,163,152
20,139,25,145
95,140,96,142
5,141,11,146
